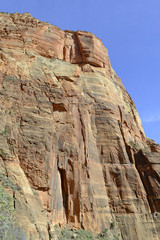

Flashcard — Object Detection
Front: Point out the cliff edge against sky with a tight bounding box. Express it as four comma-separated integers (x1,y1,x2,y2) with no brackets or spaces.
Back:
0,12,159,240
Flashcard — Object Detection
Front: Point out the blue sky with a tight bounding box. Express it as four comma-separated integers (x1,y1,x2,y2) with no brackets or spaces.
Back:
1,0,160,143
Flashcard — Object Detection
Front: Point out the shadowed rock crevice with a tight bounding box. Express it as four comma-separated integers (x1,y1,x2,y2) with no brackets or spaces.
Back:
57,166,69,221
52,103,67,112
135,150,160,214
75,31,87,63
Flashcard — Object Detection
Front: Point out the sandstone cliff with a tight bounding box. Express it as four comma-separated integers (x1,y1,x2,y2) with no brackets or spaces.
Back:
0,12,159,240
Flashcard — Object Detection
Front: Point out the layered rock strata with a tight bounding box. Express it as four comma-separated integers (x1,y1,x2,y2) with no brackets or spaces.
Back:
0,12,159,240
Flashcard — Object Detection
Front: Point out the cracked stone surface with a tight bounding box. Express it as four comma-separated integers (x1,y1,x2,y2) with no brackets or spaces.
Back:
0,12,159,240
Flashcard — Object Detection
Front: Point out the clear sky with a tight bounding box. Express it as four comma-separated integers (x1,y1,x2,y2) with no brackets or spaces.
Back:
1,0,160,143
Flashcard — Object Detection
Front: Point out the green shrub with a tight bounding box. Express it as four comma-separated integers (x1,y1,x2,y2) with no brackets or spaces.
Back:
74,228,94,239
96,228,108,238
0,173,21,191
53,225,95,239
129,141,139,149
52,225,121,240
0,186,26,240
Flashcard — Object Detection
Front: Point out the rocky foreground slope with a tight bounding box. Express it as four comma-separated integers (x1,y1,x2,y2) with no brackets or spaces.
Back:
0,12,159,240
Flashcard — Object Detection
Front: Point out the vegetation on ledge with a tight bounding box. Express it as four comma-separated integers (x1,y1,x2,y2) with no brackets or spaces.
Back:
0,185,26,240
50,225,121,240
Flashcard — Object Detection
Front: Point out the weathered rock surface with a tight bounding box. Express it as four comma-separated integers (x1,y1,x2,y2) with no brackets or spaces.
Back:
0,12,159,240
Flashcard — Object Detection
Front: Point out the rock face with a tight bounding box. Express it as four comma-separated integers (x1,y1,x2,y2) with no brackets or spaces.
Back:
0,12,159,240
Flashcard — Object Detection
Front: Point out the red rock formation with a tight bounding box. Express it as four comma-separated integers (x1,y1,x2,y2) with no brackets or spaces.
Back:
0,12,159,240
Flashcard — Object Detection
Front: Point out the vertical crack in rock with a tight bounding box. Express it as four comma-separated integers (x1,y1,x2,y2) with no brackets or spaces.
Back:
78,106,88,167
63,46,66,61
47,223,52,240
70,46,73,62
57,159,69,221
13,190,16,209
118,106,134,163
134,150,157,215
76,31,87,63
34,223,44,240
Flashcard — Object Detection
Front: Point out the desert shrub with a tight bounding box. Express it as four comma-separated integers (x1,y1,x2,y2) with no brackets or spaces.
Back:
129,141,139,149
96,228,109,239
74,228,94,239
53,225,95,239
52,225,122,240
0,173,21,191
0,186,26,240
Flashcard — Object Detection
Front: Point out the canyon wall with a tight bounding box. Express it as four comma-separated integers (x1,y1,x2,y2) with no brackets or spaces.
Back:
0,12,159,240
